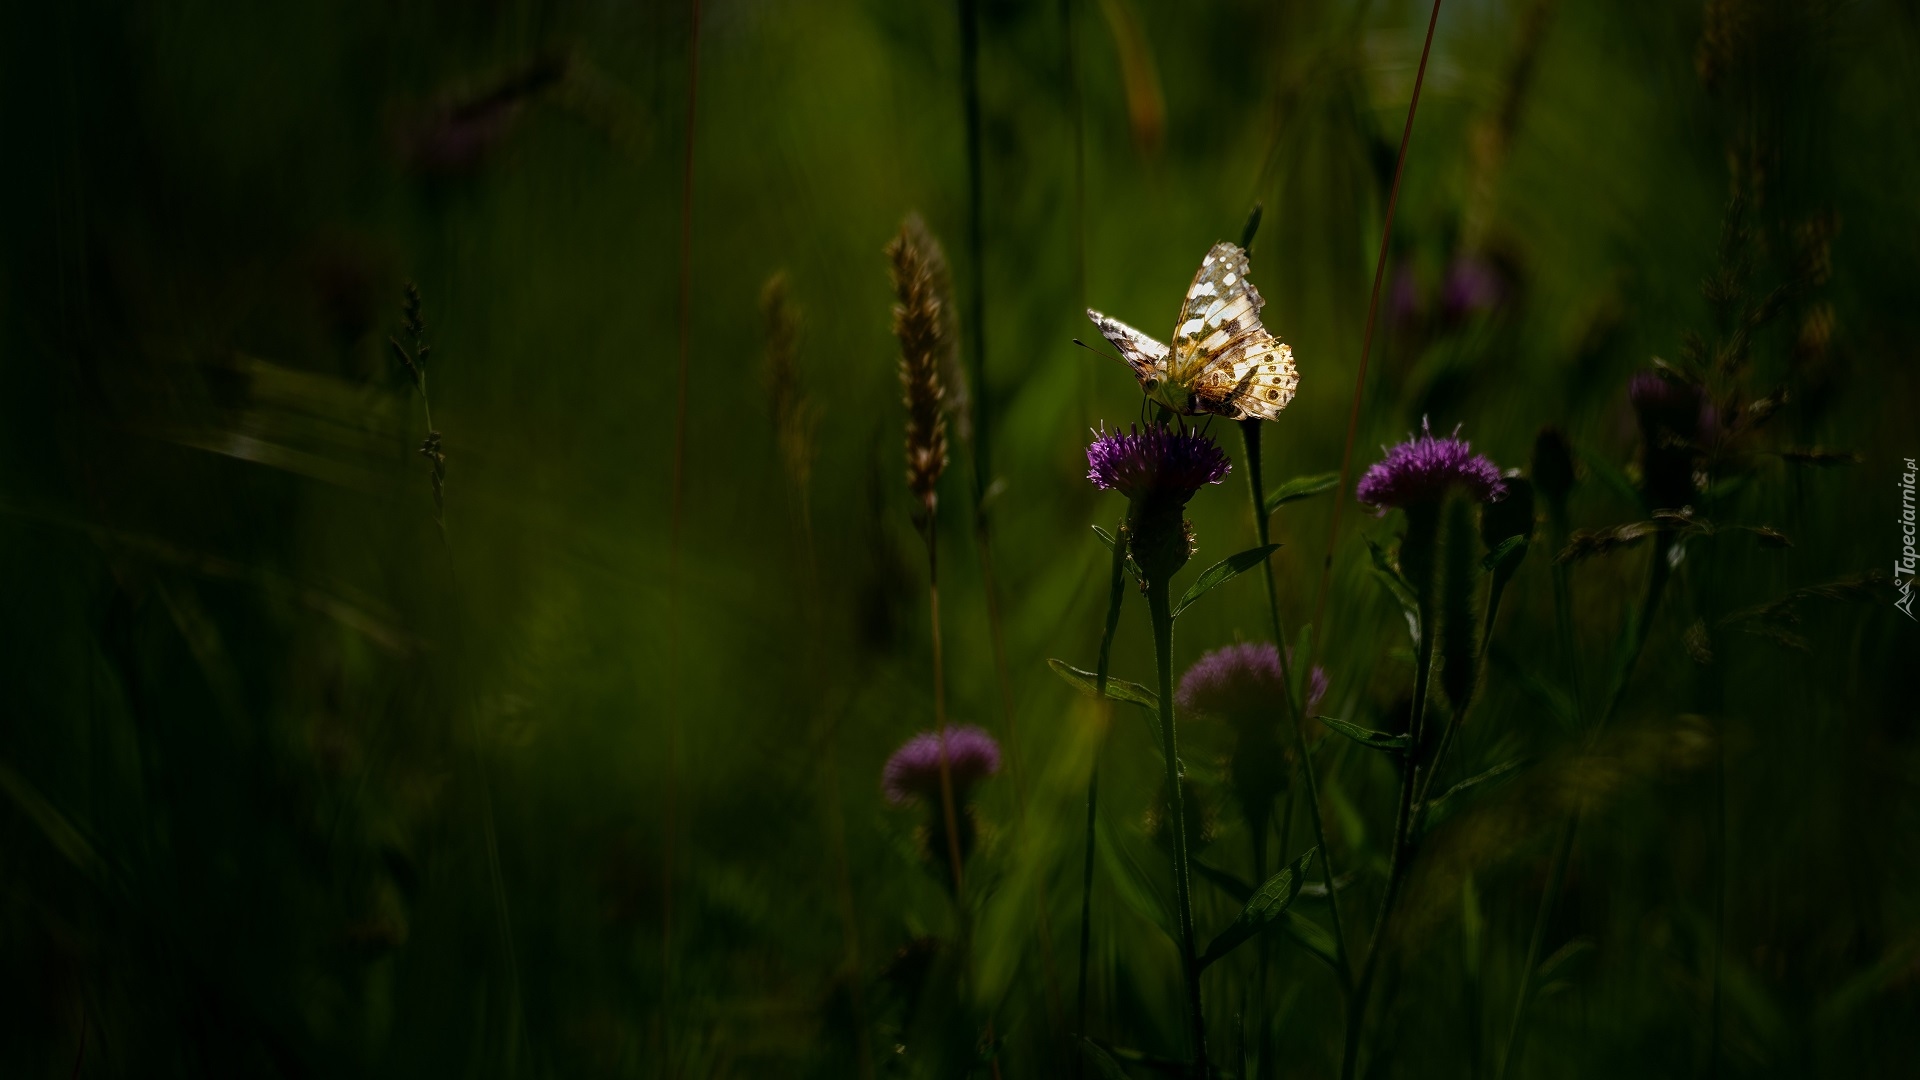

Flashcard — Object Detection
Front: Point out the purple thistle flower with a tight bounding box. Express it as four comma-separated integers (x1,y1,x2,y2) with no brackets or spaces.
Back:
882,725,1002,807
1628,371,1709,442
1086,424,1231,504
1176,642,1329,720
1356,418,1508,509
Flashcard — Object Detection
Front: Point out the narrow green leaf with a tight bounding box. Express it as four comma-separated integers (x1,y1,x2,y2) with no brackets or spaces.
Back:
1576,444,1642,508
1315,715,1409,752
1051,659,1166,755
1173,543,1281,618
1282,911,1341,970
0,760,110,887
1079,1040,1129,1080
1093,524,1117,551
1421,758,1527,833
1087,1039,1190,1075
1366,535,1421,644
1096,814,1175,942
1049,659,1159,711
1199,848,1317,969
1239,201,1264,251
1481,535,1529,573
1536,937,1595,981
1191,858,1254,903
1263,471,1340,516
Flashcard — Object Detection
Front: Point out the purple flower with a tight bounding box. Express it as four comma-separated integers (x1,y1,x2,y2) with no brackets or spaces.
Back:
1086,424,1231,504
1440,254,1507,322
1176,642,1329,720
1388,257,1424,328
883,726,1002,806
1628,371,1709,442
1356,418,1508,509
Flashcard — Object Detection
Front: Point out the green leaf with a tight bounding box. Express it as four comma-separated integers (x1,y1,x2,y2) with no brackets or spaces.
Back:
1093,524,1117,550
1049,659,1158,712
1263,471,1340,516
1239,201,1264,251
1421,758,1526,833
1172,544,1280,618
1315,715,1409,752
1079,1040,1130,1080
1050,659,1168,756
1191,858,1254,903
1086,1039,1189,1075
0,760,111,887
1281,911,1341,970
1096,816,1175,943
1576,444,1642,508
1366,536,1421,644
1199,848,1317,969
1536,937,1594,980
1481,535,1529,573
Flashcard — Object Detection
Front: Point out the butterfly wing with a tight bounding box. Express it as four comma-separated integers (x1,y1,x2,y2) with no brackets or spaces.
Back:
1087,308,1171,390
1168,242,1299,421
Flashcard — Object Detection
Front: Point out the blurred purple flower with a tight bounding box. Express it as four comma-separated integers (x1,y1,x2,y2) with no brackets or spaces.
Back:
1440,254,1507,321
883,726,1001,806
1086,423,1231,504
1389,258,1424,328
1357,418,1508,509
1628,371,1709,442
1176,642,1329,720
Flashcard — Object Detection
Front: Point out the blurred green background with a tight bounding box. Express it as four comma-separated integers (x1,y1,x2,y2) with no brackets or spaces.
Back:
3,0,1917,1076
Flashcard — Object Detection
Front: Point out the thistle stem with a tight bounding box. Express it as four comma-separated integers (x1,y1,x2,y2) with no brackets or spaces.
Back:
1240,421,1352,981
1147,578,1208,1077
924,527,968,901
1342,598,1436,1080
1345,503,1441,1080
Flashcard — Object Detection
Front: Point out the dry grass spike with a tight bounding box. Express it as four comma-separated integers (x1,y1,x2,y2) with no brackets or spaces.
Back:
888,215,954,522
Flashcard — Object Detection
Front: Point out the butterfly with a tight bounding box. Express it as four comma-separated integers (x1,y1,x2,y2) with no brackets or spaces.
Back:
1086,241,1299,421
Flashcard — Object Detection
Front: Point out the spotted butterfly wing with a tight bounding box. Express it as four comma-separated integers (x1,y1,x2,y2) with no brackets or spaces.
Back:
1170,242,1299,421
1085,309,1172,390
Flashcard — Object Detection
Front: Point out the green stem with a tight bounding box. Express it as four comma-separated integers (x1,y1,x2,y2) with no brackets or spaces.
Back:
1502,536,1669,1076
1496,812,1577,1080
1417,546,1515,815
1342,597,1436,1080
1147,579,1208,1077
1240,421,1353,985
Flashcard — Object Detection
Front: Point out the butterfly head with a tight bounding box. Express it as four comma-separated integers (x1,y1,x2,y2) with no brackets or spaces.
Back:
1143,374,1198,415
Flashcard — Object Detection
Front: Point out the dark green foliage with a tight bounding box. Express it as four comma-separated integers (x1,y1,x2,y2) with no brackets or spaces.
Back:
2,1,1916,1077
1172,544,1280,618
1198,848,1316,970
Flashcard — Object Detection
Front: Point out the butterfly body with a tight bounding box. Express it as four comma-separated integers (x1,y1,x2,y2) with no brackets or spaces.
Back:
1087,241,1299,421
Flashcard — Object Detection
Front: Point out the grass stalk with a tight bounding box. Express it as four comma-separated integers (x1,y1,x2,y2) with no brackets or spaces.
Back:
662,0,704,1064
1313,0,1446,638
1500,539,1669,1077
1237,419,1354,1076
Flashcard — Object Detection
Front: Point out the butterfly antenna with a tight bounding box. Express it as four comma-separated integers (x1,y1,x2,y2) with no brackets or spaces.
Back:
1072,337,1128,367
